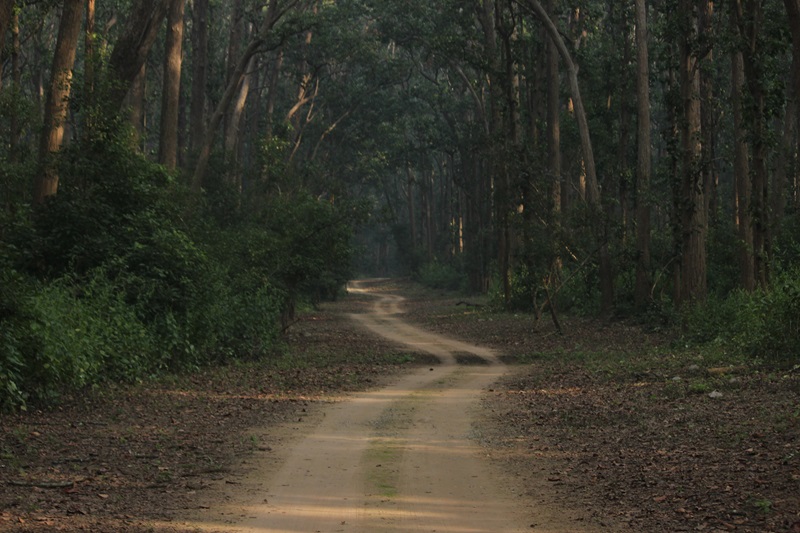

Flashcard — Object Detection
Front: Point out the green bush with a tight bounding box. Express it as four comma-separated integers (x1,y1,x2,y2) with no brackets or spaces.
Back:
0,266,155,409
418,260,466,292
681,269,800,360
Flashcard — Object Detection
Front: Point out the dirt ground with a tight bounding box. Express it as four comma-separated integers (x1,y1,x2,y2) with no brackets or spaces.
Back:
1,278,798,532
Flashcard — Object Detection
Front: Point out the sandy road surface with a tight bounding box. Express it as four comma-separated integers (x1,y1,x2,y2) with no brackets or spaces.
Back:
180,281,590,533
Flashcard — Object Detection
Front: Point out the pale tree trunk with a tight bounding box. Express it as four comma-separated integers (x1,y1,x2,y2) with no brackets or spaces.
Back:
634,0,652,309
224,0,244,139
158,0,185,169
84,0,95,106
107,0,169,112
732,48,754,291
224,54,255,192
678,0,707,304
34,0,84,204
189,0,208,162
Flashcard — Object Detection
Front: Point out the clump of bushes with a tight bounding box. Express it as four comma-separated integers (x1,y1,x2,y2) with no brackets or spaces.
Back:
680,269,800,360
0,135,362,410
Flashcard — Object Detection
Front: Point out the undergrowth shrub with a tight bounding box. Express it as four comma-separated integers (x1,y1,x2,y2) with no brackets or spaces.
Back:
681,269,800,359
418,260,466,292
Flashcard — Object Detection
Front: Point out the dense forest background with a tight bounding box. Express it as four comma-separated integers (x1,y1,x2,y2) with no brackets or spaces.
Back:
1,0,798,409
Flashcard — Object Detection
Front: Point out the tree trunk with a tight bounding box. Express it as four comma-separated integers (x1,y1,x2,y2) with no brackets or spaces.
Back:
8,8,19,162
781,0,800,224
522,0,609,315
126,63,147,149
732,47,754,291
34,0,84,204
0,0,13,87
224,0,244,139
677,0,707,304
546,0,561,226
189,0,208,162
158,0,185,169
700,1,717,224
735,0,769,288
191,0,281,192
107,0,170,112
84,0,96,111
634,0,652,309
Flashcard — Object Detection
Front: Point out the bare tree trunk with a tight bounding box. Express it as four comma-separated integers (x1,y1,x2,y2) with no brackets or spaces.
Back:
126,63,146,149
781,0,800,223
191,0,282,192
700,1,716,223
634,0,652,309
107,0,170,112
546,0,561,226
521,0,609,314
84,0,95,110
732,48,754,291
0,0,13,88
735,0,769,288
678,0,707,304
224,0,244,139
9,9,19,163
158,0,185,169
34,0,84,204
189,0,208,162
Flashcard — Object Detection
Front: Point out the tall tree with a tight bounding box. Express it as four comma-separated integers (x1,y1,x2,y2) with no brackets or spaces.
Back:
158,0,185,169
0,0,14,88
676,0,707,304
733,0,770,288
189,0,209,162
106,0,170,112
34,0,84,204
191,0,292,191
732,39,754,290
634,0,652,309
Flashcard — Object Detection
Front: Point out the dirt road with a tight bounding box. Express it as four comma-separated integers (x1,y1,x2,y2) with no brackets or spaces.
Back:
180,281,589,532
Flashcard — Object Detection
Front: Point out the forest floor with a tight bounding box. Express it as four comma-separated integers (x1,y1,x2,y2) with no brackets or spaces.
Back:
1,278,798,532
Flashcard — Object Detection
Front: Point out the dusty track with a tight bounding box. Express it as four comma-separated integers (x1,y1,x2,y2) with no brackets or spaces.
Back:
180,281,591,532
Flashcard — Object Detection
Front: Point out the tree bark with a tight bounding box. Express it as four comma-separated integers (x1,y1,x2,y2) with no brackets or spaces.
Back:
732,47,754,291
782,0,800,222
34,0,84,204
189,0,208,162
634,0,652,309
734,0,769,288
677,0,707,304
126,63,146,149
191,0,283,192
107,0,170,112
158,0,185,169
0,0,13,87
546,0,561,223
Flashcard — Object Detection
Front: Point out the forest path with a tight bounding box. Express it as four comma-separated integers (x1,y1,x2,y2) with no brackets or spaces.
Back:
181,280,589,533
